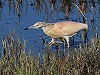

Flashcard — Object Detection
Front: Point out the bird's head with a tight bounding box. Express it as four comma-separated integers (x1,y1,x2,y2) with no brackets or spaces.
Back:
33,22,47,29
24,22,47,30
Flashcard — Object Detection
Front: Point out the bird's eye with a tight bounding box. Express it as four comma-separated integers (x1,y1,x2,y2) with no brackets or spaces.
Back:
35,24,39,27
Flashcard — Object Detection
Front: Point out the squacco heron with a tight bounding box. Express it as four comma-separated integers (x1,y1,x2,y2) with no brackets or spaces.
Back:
24,21,88,48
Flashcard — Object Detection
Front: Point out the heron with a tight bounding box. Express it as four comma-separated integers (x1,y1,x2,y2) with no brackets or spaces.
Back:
24,21,88,48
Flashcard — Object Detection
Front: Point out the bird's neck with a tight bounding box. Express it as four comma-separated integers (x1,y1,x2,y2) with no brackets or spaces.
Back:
42,24,53,29
42,23,54,33
42,23,54,28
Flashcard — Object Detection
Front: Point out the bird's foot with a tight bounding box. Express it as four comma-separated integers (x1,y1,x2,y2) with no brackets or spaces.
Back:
48,41,55,47
48,41,63,47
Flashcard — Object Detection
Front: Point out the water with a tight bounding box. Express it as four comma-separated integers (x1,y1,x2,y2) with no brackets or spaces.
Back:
0,1,100,55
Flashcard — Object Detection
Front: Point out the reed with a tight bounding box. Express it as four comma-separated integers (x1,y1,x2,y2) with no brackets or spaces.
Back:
0,31,99,75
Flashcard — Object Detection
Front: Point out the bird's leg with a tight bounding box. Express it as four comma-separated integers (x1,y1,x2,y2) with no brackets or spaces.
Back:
64,36,70,57
66,37,70,57
48,38,55,47
62,37,66,53
66,37,70,48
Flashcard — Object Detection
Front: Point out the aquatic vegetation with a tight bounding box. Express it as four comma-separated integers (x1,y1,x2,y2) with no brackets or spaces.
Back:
0,0,100,75
0,31,99,75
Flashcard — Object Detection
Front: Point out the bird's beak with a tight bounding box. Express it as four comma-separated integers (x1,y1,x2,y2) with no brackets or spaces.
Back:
33,26,36,29
24,28,28,30
24,25,35,30
29,25,35,29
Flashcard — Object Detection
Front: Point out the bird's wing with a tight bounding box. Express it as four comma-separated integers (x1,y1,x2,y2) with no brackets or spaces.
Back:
54,22,86,36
